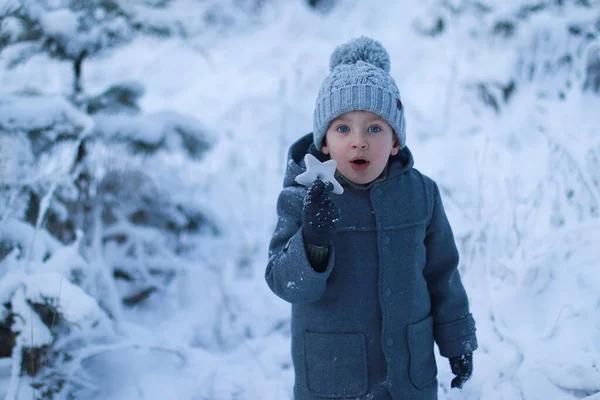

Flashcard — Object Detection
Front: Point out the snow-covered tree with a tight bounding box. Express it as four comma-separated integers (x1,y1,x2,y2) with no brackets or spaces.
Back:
0,0,243,396
0,0,269,96
0,69,221,394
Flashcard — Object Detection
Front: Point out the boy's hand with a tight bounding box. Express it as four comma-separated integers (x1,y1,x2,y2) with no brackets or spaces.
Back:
449,353,473,389
302,179,340,248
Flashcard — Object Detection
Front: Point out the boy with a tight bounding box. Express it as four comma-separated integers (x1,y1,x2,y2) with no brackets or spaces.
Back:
265,36,477,400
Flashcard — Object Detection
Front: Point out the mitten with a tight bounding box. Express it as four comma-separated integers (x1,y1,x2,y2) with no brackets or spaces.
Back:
302,179,339,248
450,353,473,389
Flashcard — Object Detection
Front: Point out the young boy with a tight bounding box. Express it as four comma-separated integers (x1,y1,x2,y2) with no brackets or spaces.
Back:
265,36,477,400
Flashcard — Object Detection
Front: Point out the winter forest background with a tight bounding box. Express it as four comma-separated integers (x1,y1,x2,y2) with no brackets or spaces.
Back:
0,0,599,399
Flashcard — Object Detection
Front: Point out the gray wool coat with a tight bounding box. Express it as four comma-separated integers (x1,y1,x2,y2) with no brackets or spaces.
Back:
265,133,477,400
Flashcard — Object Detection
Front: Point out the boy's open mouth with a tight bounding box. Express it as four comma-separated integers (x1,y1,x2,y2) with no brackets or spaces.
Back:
350,158,370,170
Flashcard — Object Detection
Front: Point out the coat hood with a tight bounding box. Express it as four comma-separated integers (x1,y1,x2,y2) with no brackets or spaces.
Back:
283,132,414,188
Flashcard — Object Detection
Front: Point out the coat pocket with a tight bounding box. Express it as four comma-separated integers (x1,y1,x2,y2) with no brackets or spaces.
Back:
407,316,438,389
304,331,368,398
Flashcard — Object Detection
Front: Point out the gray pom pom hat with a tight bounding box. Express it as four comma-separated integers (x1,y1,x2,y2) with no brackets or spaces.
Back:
312,36,406,150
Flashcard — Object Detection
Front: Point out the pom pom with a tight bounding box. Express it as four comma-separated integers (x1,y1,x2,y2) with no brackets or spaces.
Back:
329,36,391,73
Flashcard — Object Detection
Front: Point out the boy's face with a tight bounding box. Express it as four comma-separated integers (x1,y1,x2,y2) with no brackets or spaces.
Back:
322,111,399,185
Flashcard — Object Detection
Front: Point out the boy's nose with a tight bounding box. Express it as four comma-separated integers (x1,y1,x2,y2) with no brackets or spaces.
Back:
352,134,368,149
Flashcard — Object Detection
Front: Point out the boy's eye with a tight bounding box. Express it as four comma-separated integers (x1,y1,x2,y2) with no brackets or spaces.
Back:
336,125,350,133
368,125,382,133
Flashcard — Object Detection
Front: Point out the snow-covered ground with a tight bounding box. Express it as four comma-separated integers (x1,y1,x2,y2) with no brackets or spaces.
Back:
1,0,599,399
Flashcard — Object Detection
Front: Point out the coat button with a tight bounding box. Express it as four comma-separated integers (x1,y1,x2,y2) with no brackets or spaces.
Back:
387,338,394,347
383,235,391,245
374,188,383,197
384,288,392,297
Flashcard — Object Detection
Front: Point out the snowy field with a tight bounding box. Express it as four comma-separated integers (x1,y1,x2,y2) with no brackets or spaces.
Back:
1,0,599,399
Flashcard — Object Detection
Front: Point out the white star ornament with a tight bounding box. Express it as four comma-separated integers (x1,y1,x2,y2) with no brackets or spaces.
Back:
294,154,344,195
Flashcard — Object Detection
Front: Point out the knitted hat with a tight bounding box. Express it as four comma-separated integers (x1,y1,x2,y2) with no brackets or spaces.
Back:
312,36,406,149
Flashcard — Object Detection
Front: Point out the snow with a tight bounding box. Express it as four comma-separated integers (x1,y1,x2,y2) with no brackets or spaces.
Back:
0,95,93,140
0,218,62,265
93,110,215,155
68,345,188,399
0,133,34,184
24,273,105,328
10,288,52,346
295,154,343,194
1,0,600,399
38,9,79,39
0,269,105,337
0,16,24,41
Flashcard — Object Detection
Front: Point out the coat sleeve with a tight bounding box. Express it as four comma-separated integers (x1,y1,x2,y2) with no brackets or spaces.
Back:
423,181,478,358
265,186,335,304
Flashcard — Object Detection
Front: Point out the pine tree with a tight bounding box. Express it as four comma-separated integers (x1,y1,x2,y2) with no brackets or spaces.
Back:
0,1,233,397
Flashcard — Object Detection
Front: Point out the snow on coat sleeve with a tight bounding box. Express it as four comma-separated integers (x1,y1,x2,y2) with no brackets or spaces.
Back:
265,186,335,304
423,182,478,358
